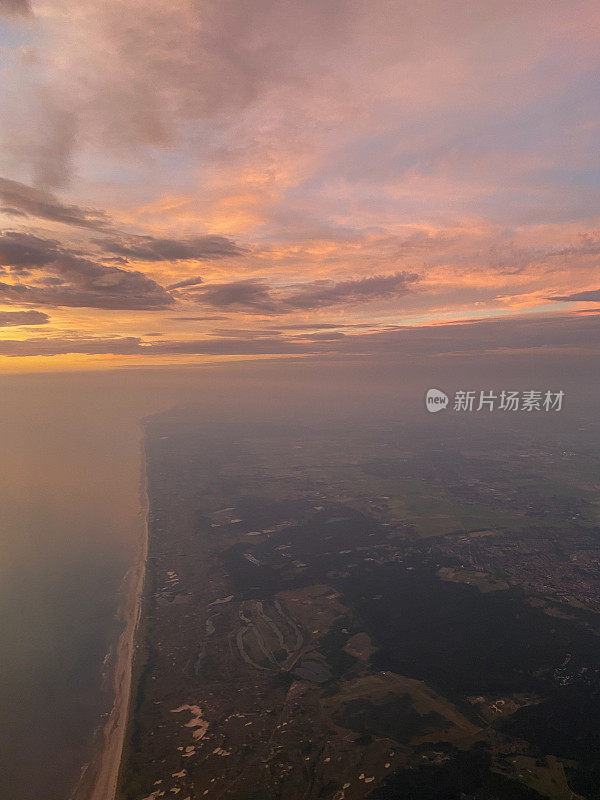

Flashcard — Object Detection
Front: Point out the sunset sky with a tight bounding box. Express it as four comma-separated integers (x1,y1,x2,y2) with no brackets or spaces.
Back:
0,0,599,371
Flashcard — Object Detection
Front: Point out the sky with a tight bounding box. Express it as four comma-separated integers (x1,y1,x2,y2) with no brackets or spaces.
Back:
0,0,599,372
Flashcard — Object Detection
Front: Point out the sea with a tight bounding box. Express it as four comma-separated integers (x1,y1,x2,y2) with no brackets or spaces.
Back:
0,374,154,800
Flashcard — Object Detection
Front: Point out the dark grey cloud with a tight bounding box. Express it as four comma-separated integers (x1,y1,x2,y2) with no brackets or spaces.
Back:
0,178,110,229
283,272,420,310
2,311,596,358
167,276,204,290
0,337,144,357
150,338,299,356
0,231,173,310
188,272,420,314
0,336,293,357
206,328,285,339
0,0,30,15
336,312,600,357
0,278,172,311
169,315,230,321
205,325,376,338
267,322,376,330
191,279,278,312
0,207,28,217
549,288,600,302
0,310,48,326
95,234,243,262
554,233,600,258
0,231,61,267
294,330,347,340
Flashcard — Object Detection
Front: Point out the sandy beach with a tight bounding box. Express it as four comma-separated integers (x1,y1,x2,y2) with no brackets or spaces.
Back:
76,438,149,800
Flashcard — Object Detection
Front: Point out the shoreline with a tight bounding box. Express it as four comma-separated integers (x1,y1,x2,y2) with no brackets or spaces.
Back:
74,429,149,800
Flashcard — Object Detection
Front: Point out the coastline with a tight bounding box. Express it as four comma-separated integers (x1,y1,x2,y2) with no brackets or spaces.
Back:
75,429,149,800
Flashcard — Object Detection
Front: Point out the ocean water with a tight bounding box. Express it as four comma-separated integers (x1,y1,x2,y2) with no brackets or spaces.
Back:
0,378,149,800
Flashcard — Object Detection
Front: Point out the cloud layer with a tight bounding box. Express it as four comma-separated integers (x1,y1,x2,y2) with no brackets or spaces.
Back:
0,232,174,309
0,1,599,365
0,312,596,358
95,234,244,262
0,179,110,229
549,289,600,303
187,272,420,313
0,309,48,326
0,0,30,16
